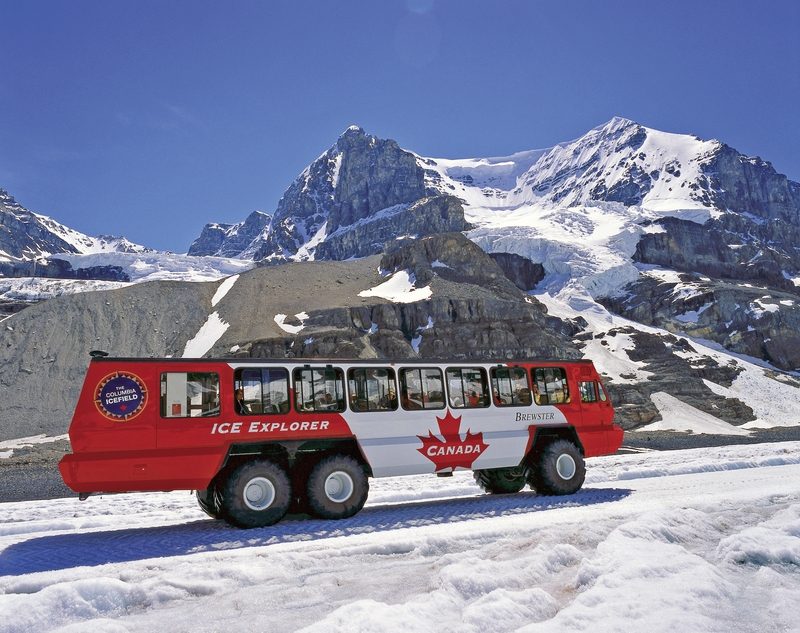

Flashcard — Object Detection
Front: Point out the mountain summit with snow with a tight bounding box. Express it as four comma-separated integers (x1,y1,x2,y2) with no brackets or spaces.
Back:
0,188,150,262
427,116,723,220
189,125,470,261
188,118,800,273
1,118,799,437
183,118,800,372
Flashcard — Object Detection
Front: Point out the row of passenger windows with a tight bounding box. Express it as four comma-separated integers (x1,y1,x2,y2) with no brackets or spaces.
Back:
159,366,606,418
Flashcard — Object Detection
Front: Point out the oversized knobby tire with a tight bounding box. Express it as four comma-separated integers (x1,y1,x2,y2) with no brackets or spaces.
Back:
196,485,224,520
474,467,527,494
220,459,291,528
306,454,369,520
528,439,586,495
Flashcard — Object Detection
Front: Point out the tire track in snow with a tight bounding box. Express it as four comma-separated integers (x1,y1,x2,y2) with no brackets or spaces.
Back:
0,488,630,576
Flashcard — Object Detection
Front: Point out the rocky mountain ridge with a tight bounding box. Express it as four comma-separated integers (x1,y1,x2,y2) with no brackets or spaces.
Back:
5,232,792,442
0,189,150,263
188,211,272,259
185,121,800,325
2,119,799,438
0,234,578,439
190,126,470,262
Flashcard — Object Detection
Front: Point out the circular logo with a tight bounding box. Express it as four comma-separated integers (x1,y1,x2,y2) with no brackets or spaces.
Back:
95,372,147,421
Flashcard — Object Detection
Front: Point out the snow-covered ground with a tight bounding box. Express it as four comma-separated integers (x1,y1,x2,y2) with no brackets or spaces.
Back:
534,288,800,433
0,254,253,305
358,269,433,303
55,252,254,284
420,119,722,302
0,277,129,304
1,442,799,632
412,120,799,431
0,435,68,460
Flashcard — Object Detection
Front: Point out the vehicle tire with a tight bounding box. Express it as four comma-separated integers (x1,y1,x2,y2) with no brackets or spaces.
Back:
196,485,224,519
220,459,291,528
474,467,527,494
305,454,369,520
527,439,586,495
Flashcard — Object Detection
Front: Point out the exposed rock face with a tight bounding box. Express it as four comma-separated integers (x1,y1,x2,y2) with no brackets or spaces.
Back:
314,196,470,261
623,150,800,371
187,223,231,256
0,259,129,282
592,327,756,430
249,296,580,362
188,211,271,257
488,253,545,291
634,218,796,289
618,141,800,372
247,234,579,362
0,234,581,440
378,234,523,299
703,144,800,224
327,126,429,229
185,127,469,262
0,189,81,259
601,273,800,371
251,127,469,261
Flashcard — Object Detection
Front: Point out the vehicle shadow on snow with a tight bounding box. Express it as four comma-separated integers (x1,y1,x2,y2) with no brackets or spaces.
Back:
0,487,630,576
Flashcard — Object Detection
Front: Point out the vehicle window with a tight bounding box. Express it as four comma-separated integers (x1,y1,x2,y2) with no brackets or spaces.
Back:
161,372,220,418
400,368,445,410
234,368,290,415
446,367,489,408
348,367,398,412
490,367,532,407
293,367,345,413
598,381,608,402
532,367,571,405
579,381,598,403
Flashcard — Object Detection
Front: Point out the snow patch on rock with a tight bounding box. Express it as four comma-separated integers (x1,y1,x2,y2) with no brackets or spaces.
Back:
211,274,239,307
359,270,432,303
274,312,309,334
0,434,68,459
182,312,230,357
640,392,751,436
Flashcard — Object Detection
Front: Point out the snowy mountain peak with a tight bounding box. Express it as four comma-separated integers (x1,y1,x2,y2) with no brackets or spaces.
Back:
0,188,23,211
0,190,151,262
518,118,719,211
593,115,639,135
191,124,470,263
341,124,366,137
187,118,799,282
335,124,379,153
188,210,272,258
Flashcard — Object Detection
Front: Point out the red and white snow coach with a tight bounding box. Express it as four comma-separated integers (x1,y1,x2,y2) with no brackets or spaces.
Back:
59,354,622,528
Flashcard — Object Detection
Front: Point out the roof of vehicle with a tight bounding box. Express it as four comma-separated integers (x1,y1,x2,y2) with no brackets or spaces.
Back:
89,355,595,366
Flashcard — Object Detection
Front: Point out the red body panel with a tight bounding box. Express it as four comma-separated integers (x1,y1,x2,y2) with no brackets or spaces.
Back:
59,358,623,494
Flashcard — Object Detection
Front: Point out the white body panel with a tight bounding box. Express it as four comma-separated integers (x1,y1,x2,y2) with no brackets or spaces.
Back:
228,361,572,478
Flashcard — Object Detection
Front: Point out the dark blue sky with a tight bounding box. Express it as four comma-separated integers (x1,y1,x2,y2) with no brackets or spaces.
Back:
2,0,798,252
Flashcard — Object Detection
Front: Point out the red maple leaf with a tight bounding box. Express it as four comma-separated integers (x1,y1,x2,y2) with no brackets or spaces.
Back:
417,410,489,472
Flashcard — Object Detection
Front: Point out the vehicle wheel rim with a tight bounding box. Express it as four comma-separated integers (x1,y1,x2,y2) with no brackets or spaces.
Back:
555,454,576,480
324,471,354,503
243,476,276,511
